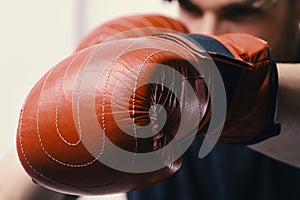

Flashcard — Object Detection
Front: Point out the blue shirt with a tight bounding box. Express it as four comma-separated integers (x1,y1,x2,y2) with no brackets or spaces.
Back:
127,135,300,200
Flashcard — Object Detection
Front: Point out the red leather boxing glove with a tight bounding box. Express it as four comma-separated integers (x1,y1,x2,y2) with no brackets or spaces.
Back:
16,14,280,196
17,14,196,196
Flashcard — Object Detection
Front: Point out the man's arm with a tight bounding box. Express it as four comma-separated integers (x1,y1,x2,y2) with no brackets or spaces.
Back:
0,151,79,200
249,63,300,168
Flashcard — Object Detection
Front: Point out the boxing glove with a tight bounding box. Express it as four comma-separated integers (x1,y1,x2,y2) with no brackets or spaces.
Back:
16,14,194,196
16,15,280,196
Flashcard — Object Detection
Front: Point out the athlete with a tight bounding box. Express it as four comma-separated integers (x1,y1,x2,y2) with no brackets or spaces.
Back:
127,0,300,199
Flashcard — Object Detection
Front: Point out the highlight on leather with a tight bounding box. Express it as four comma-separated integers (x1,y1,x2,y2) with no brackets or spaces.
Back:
74,14,189,51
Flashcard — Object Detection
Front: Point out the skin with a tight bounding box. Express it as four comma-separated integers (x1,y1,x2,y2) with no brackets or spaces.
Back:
177,0,300,62
0,151,69,200
250,63,300,168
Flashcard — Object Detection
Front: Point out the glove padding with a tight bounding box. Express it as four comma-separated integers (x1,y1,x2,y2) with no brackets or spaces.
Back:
16,14,280,196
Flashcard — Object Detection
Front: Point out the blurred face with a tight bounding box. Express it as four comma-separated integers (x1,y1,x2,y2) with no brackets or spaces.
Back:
178,0,300,62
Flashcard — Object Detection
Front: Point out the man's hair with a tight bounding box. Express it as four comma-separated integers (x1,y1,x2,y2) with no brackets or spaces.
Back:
163,0,297,4
163,0,285,9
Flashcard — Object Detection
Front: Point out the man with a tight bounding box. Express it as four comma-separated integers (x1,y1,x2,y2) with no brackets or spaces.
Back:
1,0,300,199
127,0,300,199
171,0,300,63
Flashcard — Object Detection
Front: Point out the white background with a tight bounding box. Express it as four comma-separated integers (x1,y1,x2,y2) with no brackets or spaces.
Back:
0,0,178,199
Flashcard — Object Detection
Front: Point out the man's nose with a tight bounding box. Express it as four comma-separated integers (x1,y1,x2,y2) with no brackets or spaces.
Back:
190,12,224,35
201,12,218,34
